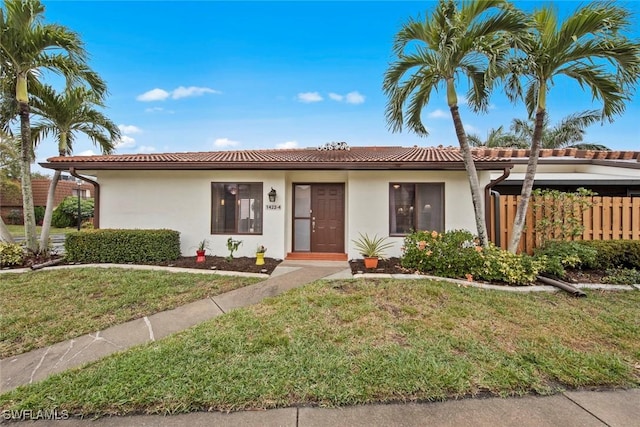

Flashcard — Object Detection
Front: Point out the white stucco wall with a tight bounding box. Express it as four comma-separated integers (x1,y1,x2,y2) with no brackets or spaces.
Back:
95,169,490,260
97,170,287,258
346,170,488,258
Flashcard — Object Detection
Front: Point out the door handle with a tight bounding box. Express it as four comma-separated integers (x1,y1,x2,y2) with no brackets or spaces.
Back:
312,217,315,232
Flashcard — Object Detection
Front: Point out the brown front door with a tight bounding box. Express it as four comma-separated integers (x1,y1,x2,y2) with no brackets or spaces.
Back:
293,184,344,253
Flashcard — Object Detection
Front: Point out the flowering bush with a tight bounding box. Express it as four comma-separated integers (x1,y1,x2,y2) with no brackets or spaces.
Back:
401,230,543,285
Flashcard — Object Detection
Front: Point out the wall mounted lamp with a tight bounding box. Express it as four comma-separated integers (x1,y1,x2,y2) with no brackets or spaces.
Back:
268,187,277,202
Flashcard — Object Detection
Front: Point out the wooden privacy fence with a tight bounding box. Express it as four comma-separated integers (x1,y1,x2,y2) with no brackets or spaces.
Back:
490,195,640,254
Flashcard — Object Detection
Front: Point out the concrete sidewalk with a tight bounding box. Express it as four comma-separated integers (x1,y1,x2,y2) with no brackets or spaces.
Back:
2,261,639,426
3,389,639,426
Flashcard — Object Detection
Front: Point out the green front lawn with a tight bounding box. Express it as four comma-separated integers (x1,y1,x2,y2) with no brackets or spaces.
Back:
2,279,638,416
6,224,76,238
0,268,261,358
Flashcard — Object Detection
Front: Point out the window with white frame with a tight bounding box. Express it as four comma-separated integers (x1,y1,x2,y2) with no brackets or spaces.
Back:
211,183,263,234
389,183,444,235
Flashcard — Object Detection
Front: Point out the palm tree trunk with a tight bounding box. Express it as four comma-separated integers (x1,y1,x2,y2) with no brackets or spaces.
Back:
450,105,489,247
0,216,14,243
39,169,61,254
508,109,546,253
18,101,38,253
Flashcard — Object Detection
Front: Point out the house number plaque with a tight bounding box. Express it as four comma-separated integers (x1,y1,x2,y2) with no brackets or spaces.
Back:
266,204,281,210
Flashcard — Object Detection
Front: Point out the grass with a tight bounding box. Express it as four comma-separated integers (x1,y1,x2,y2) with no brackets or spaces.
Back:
0,268,261,358
6,224,76,238
1,279,638,416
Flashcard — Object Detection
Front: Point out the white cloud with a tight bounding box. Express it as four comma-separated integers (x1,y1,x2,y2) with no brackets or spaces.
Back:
137,86,220,102
172,86,220,99
118,124,142,134
276,140,298,149
78,150,96,156
458,96,468,105
345,91,365,104
137,145,156,153
115,135,136,149
465,124,479,133
328,93,343,101
427,109,449,119
145,107,164,113
214,137,240,148
297,92,323,103
136,88,170,102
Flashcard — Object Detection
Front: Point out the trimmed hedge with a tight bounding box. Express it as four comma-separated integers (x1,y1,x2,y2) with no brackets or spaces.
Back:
577,240,640,270
65,229,181,263
0,242,24,267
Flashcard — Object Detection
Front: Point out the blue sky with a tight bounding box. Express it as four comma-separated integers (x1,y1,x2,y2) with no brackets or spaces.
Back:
33,1,640,169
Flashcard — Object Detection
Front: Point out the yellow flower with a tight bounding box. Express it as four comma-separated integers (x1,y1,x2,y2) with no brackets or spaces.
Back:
431,230,439,238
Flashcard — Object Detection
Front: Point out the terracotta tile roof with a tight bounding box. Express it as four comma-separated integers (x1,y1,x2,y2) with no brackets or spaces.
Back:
42,146,508,170
470,147,640,161
41,146,640,172
31,179,93,207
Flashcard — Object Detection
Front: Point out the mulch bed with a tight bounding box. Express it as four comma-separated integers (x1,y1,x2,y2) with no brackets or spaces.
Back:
8,254,610,285
6,255,282,275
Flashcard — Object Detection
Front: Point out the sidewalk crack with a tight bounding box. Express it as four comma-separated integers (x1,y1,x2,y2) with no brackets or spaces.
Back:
30,346,51,384
563,393,611,426
210,297,226,314
143,316,155,341
52,339,75,369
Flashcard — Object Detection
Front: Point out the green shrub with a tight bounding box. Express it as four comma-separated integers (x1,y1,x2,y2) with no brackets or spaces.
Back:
7,209,21,225
534,241,598,278
51,208,73,228
578,240,640,270
0,242,24,267
65,229,181,263
34,206,45,225
52,196,94,228
478,246,545,286
602,268,640,285
401,230,484,278
401,230,542,285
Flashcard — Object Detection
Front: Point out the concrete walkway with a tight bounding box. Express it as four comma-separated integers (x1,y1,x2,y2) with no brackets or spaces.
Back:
1,261,639,426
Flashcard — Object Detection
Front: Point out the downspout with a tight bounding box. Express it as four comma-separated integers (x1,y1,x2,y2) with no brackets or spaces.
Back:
69,167,100,229
484,167,511,246
490,190,502,248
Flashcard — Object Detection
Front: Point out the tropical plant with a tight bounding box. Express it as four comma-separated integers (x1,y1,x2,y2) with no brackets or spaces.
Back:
383,0,526,247
467,125,528,149
0,0,106,252
197,239,208,252
30,84,119,254
509,111,610,150
352,233,394,259
226,237,242,261
503,2,640,252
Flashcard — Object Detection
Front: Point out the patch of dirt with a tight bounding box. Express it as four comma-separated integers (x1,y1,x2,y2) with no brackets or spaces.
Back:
349,257,409,275
562,269,607,284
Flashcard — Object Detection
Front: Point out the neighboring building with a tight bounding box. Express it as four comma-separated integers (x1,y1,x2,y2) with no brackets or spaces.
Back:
0,175,93,225
40,146,640,259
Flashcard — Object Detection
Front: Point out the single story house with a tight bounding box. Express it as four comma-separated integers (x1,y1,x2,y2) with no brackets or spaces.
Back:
40,145,640,260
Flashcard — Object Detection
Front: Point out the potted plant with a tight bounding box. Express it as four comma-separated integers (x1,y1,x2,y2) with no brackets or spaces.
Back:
352,232,394,269
196,239,208,263
255,245,267,265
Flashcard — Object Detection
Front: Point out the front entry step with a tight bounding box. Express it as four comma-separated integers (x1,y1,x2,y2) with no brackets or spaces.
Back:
286,252,348,261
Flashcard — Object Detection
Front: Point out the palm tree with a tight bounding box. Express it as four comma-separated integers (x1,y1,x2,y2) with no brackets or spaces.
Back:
509,110,610,150
467,125,528,149
383,0,526,246
504,2,640,253
30,84,120,254
0,0,106,252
